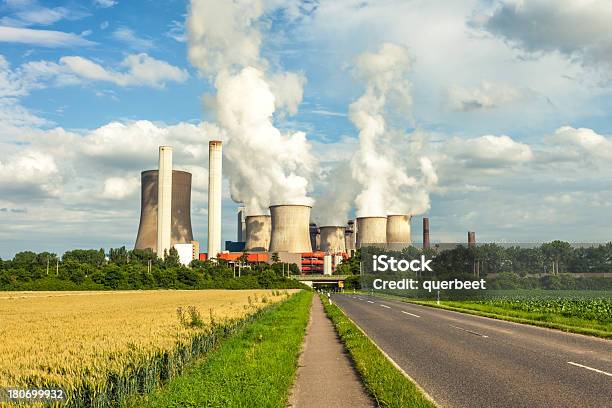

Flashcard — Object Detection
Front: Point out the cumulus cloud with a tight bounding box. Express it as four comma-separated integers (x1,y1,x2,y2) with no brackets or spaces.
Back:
473,0,612,73
447,81,522,111
21,53,189,88
101,176,140,200
554,126,612,160
0,150,61,198
442,134,533,168
0,26,95,47
94,0,117,8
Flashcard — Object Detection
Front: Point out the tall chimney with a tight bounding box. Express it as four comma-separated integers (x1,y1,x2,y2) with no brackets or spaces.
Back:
207,140,222,259
423,217,430,249
468,231,476,247
237,207,245,242
156,146,173,258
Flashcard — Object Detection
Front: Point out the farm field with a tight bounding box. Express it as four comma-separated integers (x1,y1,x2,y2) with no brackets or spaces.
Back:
0,289,296,405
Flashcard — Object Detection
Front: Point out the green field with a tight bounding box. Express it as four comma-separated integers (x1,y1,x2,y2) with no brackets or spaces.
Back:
374,290,612,338
131,290,313,407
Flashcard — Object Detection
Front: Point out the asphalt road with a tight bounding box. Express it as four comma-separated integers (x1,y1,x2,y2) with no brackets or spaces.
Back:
331,294,612,408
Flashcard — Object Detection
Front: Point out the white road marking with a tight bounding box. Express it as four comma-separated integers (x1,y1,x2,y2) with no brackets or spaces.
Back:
449,325,488,338
380,304,391,309
367,301,375,304
401,311,421,318
567,362,612,377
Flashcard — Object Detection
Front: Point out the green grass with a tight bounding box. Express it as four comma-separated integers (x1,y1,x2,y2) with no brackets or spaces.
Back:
130,290,313,407
321,294,436,408
368,292,612,339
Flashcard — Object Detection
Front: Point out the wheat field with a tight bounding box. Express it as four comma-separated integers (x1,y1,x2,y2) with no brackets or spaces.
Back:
0,289,295,405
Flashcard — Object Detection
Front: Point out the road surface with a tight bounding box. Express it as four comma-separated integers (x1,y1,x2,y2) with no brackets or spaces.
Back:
332,294,612,408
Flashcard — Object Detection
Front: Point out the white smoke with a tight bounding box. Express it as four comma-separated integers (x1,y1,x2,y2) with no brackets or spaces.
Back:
349,43,438,218
187,0,315,215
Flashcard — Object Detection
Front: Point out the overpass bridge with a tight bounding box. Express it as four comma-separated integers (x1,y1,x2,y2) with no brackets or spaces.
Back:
292,275,350,288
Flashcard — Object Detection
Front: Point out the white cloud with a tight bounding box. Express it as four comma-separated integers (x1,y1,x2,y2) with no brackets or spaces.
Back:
166,20,186,43
0,150,61,198
473,0,612,74
447,81,522,111
101,176,139,200
112,27,154,50
100,21,109,30
0,26,95,47
442,134,533,168
23,53,189,88
554,126,612,160
94,0,117,8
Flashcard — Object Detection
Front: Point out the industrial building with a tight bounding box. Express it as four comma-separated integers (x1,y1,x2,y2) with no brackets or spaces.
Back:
135,143,451,274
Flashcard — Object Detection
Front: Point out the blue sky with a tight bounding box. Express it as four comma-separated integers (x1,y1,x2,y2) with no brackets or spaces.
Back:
1,0,612,258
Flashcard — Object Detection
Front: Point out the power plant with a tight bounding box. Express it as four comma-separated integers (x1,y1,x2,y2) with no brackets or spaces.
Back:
133,143,452,275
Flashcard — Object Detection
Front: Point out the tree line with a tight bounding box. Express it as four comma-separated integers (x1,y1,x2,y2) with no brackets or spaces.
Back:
0,247,303,291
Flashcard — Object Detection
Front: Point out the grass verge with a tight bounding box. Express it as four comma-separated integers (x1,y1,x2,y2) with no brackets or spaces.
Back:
320,294,436,408
129,290,312,407
367,292,612,339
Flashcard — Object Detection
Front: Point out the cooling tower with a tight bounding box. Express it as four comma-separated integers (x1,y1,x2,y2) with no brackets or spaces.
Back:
269,205,312,253
157,146,173,258
356,217,387,248
245,215,271,252
386,215,412,248
319,226,346,253
135,170,194,252
207,140,222,259
468,231,476,247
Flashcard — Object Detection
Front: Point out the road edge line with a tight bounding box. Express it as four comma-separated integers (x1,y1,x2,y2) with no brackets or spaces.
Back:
328,295,438,407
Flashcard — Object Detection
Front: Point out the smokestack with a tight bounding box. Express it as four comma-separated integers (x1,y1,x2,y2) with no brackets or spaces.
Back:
356,217,387,248
309,223,320,251
245,215,271,252
345,220,356,254
319,226,346,253
468,231,476,247
237,207,245,241
135,170,194,251
157,146,173,258
423,217,430,249
207,140,222,259
269,205,312,253
386,215,412,249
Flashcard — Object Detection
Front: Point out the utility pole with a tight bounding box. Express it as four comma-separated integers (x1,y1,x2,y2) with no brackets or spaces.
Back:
56,260,59,276
46,258,49,276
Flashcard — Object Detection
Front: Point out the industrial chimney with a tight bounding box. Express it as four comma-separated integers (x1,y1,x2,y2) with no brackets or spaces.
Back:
345,220,356,254
309,223,320,251
157,146,173,258
319,226,346,253
269,205,312,253
423,217,430,249
135,170,194,251
245,215,271,252
207,140,222,259
356,217,387,248
237,207,246,242
468,231,476,247
386,215,412,249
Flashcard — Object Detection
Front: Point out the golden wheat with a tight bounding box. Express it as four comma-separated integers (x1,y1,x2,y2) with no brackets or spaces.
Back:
0,289,295,402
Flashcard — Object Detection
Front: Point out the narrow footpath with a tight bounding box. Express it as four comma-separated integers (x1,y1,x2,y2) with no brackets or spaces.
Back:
288,295,374,408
